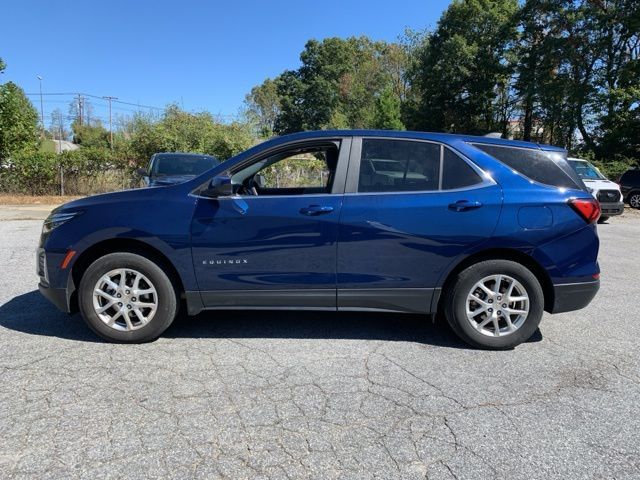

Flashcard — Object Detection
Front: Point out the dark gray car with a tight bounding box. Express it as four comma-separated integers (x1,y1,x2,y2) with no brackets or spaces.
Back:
138,152,219,186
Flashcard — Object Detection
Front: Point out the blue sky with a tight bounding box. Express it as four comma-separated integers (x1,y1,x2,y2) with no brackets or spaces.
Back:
1,0,449,124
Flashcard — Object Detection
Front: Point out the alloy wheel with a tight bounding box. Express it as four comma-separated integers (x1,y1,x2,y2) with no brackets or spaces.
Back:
465,274,529,337
630,194,640,209
92,268,158,331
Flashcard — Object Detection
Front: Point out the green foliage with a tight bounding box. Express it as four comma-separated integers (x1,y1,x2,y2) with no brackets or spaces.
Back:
373,88,405,130
244,78,280,138
0,82,39,161
272,37,412,133
0,151,59,195
123,105,255,166
0,57,5,74
591,157,639,181
410,0,519,134
72,121,110,149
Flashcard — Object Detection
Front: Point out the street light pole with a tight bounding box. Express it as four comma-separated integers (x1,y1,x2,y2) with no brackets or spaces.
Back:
36,75,44,139
103,96,118,149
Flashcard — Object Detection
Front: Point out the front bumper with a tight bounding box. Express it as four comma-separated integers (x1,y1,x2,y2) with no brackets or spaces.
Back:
549,279,600,314
39,281,72,313
599,201,624,216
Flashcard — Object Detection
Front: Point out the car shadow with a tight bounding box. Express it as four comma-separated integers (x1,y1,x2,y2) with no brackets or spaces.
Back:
0,290,542,348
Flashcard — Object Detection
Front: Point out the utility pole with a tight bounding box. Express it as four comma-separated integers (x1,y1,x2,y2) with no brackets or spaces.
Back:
103,96,118,149
77,94,83,126
36,75,44,138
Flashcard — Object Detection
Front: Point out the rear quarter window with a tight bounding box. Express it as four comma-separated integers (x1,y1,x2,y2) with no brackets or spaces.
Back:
473,143,584,190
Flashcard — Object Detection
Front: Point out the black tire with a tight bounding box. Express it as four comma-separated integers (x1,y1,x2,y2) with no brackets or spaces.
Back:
628,192,640,209
598,216,610,223
443,260,544,350
78,252,178,343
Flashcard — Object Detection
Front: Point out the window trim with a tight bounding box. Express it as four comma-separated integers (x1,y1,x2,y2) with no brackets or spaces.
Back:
191,137,352,199
345,137,494,195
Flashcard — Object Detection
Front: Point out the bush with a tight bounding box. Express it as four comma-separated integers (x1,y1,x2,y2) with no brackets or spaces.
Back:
0,149,130,195
591,157,639,181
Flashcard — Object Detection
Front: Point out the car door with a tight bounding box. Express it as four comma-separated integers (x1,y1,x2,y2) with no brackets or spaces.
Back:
190,138,351,309
337,137,502,313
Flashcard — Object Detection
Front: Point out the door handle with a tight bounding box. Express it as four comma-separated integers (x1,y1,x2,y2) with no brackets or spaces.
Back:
448,200,483,212
299,205,334,216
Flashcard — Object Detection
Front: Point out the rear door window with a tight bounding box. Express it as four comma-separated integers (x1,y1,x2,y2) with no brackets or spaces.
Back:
358,139,440,193
473,143,584,190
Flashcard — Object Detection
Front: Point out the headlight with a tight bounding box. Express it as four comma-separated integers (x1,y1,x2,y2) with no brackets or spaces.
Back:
42,211,82,234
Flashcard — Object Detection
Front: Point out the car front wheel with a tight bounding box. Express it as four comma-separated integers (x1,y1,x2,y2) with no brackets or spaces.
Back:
78,252,178,343
443,260,544,349
628,192,640,209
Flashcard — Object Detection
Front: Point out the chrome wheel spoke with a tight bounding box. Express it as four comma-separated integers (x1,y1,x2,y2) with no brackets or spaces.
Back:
507,295,527,303
478,316,493,328
493,275,503,294
92,268,157,332
95,289,116,302
492,317,501,335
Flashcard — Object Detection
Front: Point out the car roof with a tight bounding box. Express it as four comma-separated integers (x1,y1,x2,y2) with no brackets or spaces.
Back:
268,130,566,152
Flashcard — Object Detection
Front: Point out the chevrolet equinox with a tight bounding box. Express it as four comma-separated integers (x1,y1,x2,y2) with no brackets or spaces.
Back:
38,130,601,349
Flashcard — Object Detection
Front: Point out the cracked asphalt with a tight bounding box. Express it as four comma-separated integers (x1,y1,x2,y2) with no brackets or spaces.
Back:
1,214,639,479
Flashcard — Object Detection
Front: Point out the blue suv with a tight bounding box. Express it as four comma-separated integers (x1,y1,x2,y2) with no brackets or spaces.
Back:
38,131,601,349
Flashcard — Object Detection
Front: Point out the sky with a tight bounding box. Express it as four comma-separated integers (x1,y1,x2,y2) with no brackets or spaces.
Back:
1,0,449,126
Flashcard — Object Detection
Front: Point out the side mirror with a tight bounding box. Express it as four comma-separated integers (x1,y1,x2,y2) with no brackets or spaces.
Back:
203,174,233,197
136,167,148,177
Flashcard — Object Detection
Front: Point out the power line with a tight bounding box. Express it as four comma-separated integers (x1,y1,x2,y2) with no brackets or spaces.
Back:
25,92,164,111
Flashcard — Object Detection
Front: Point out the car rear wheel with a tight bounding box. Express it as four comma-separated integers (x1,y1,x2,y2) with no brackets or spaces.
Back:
78,252,178,343
628,192,640,209
443,260,544,349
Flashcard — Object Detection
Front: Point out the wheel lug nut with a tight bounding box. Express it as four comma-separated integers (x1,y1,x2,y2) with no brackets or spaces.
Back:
118,302,123,307
497,311,502,315
488,299,493,304
502,304,507,308
117,293,121,298
126,290,130,294
132,297,137,302
127,304,131,309
488,308,493,312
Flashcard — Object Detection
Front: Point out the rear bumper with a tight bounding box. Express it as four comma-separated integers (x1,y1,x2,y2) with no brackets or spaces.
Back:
599,201,624,216
549,280,599,314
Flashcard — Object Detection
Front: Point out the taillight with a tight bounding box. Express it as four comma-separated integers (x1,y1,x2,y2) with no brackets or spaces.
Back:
568,198,601,223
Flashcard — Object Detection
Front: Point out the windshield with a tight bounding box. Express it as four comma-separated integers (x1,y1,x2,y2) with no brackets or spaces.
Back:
569,160,606,180
152,154,218,176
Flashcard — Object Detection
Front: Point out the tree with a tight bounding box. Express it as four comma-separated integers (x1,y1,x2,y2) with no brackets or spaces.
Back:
0,81,39,160
0,57,5,74
410,0,519,134
72,121,110,149
124,105,255,164
268,37,411,133
373,87,405,130
244,78,281,137
50,108,69,141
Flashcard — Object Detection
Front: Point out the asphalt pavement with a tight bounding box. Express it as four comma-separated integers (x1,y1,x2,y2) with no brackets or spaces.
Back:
0,212,639,479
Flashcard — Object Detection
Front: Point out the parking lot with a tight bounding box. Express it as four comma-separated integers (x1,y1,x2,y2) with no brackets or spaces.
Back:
1,210,639,479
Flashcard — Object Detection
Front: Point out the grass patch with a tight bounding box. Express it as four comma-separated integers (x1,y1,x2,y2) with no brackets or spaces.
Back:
0,195,82,205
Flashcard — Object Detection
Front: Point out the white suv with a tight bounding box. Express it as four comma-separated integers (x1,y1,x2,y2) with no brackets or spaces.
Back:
568,157,624,221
